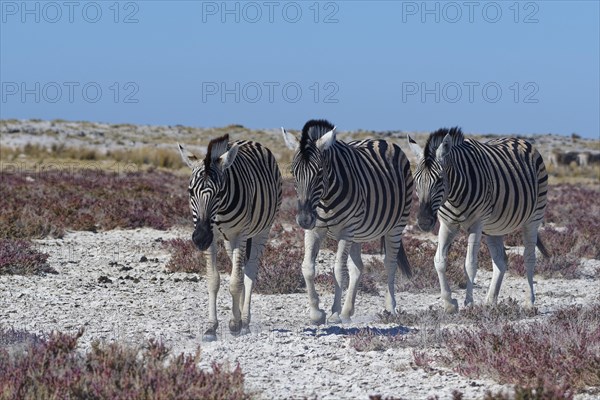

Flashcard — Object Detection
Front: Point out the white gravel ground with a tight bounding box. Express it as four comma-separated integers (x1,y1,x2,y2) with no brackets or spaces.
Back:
1,227,599,399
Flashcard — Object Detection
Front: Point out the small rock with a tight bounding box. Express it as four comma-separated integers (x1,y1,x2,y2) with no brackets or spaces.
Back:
119,266,133,272
140,256,148,262
98,276,112,284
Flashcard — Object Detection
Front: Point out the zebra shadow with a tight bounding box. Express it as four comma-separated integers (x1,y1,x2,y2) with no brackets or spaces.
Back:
300,325,412,338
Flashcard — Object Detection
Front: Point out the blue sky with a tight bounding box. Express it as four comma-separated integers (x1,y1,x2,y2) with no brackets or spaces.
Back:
1,1,599,138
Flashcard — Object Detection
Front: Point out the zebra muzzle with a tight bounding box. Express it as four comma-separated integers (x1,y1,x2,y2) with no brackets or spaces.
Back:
417,216,436,232
417,202,437,232
192,222,213,251
296,201,317,230
297,212,316,230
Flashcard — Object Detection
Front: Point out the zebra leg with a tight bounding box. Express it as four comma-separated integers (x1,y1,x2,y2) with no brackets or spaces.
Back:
383,228,403,314
203,241,220,342
522,224,540,308
340,242,362,322
464,222,483,307
228,236,247,335
485,235,507,305
302,229,326,325
435,222,460,313
329,239,351,324
240,231,269,335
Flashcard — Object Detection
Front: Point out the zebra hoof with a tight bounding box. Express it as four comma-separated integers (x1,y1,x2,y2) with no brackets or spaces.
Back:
328,312,342,324
202,328,218,342
444,299,459,314
229,319,242,335
339,314,352,324
310,309,326,325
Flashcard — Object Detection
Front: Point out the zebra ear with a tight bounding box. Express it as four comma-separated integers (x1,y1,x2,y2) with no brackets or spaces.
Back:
281,127,299,151
436,133,453,162
407,135,423,160
218,143,239,171
316,127,336,152
178,143,200,169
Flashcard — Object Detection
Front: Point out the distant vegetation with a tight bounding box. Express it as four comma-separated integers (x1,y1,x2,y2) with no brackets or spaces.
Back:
0,170,189,239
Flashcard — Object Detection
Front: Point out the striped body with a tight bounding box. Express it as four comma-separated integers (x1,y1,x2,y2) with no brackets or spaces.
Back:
409,128,548,312
433,138,547,235
283,120,413,323
180,136,281,340
313,139,413,241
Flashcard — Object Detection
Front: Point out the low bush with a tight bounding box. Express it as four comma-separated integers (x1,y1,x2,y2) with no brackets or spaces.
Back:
350,328,407,352
379,298,537,327
163,238,232,274
0,170,189,239
387,236,466,292
441,304,600,394
483,383,574,400
0,329,247,399
314,268,380,296
163,228,305,294
255,237,305,295
0,239,55,275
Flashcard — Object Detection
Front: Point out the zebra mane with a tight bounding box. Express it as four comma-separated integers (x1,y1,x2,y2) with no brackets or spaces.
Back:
423,127,464,165
299,119,335,157
204,134,230,172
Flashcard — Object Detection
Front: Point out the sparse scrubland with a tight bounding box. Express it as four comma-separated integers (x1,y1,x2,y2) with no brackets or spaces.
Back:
0,329,247,400
1,120,599,399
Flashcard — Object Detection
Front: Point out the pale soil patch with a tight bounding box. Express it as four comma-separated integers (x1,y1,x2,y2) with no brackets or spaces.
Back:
1,227,598,399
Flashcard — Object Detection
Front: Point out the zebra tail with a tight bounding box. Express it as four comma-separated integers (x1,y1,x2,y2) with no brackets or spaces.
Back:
397,240,412,279
245,238,252,262
536,236,550,258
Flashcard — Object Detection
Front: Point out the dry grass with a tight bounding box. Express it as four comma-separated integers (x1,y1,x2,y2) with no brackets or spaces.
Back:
1,143,185,170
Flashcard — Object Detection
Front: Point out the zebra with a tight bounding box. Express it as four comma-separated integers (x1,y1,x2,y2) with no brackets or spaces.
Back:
178,135,282,341
407,127,548,313
282,119,413,324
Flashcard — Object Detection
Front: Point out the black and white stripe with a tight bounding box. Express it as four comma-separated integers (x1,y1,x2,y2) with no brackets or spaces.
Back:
408,127,548,312
283,119,413,323
179,135,282,340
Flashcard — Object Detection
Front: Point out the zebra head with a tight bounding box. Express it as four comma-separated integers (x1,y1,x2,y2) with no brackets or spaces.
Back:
282,120,337,230
408,129,460,231
178,135,239,250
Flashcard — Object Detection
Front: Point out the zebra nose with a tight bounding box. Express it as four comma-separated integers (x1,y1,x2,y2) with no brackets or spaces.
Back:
296,200,316,229
192,222,213,251
417,216,436,232
297,212,316,230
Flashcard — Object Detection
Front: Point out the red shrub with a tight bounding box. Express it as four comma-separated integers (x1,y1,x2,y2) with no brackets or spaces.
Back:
163,238,231,274
255,239,305,295
0,170,189,239
0,239,55,275
0,329,247,399
441,304,600,393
